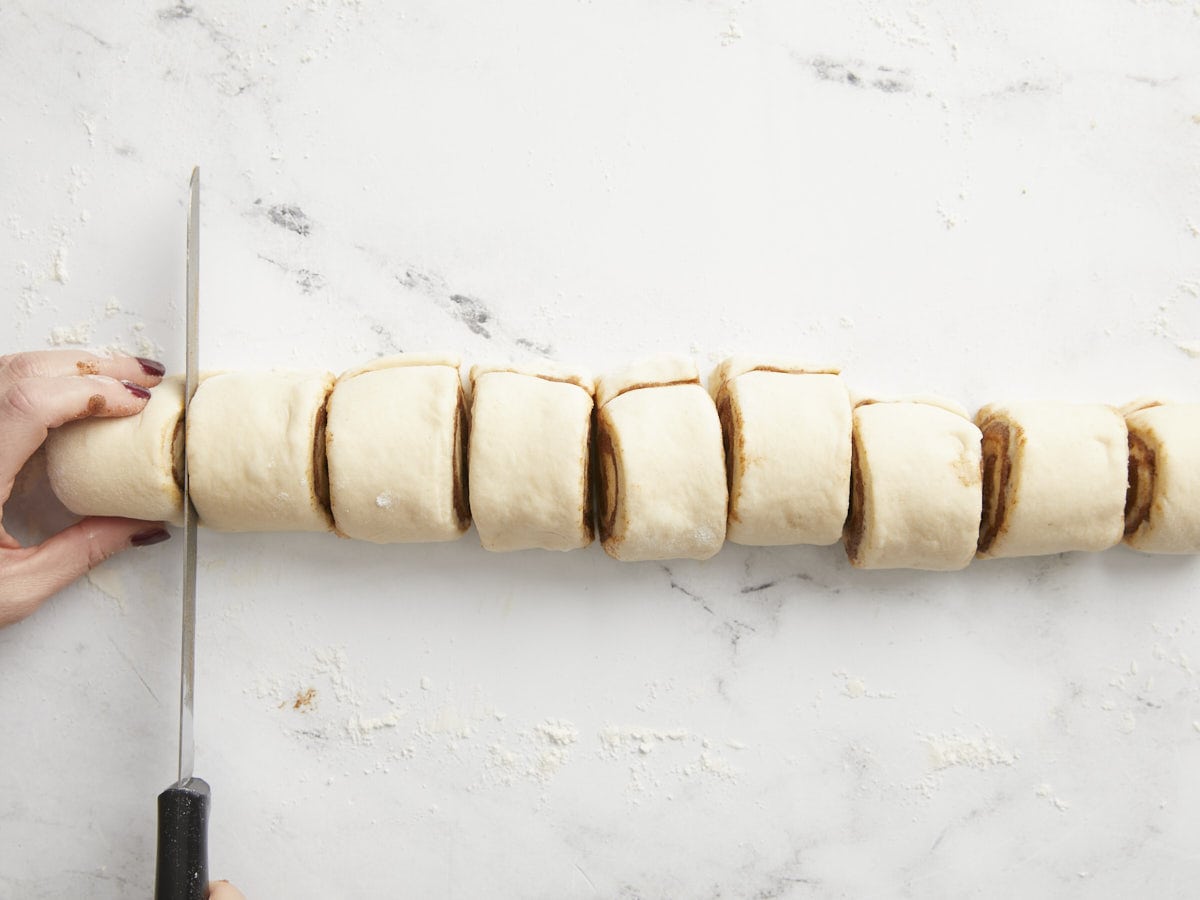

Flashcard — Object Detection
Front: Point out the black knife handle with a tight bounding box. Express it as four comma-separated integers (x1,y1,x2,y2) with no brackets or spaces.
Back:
155,778,211,900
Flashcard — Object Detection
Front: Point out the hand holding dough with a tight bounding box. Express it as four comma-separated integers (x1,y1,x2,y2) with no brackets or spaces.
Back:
46,375,185,525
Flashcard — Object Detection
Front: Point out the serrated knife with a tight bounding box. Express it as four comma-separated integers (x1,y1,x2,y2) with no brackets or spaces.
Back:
154,166,210,900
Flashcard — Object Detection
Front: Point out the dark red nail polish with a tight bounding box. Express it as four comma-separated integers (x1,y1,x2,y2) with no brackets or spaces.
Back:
137,357,166,377
131,528,171,547
122,380,152,400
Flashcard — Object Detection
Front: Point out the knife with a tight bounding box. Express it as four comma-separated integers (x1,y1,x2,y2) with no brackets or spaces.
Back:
155,166,210,900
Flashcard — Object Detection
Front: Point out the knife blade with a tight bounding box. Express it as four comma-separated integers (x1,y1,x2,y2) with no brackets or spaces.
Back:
155,166,210,900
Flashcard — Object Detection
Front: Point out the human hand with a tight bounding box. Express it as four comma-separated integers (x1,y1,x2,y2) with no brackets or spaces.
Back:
209,880,247,899
0,350,171,627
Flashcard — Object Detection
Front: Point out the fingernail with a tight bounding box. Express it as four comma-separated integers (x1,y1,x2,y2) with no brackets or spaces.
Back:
137,357,166,377
131,528,171,547
122,380,152,400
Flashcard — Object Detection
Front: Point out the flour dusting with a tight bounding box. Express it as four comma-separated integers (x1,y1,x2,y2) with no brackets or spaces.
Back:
920,730,1017,770
1035,783,1071,812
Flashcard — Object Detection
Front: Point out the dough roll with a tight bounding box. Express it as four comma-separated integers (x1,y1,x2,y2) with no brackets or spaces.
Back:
710,357,850,546
844,399,982,571
326,355,469,543
595,357,727,561
46,376,185,525
187,370,334,532
1123,402,1200,554
468,364,594,552
975,402,1127,558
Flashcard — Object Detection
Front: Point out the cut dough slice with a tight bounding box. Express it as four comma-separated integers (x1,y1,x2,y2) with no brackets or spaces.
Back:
468,364,594,552
187,370,335,532
46,375,185,525
595,356,727,561
326,355,469,543
1123,402,1200,554
711,359,850,546
976,402,1127,558
844,399,982,571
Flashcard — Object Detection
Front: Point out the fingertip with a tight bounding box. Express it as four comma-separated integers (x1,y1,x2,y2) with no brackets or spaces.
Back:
121,380,153,401
5,517,167,611
208,880,247,900
135,356,167,378
130,525,171,547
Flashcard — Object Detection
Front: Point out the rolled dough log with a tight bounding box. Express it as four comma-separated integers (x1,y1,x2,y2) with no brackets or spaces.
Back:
975,402,1127,558
326,355,469,543
710,357,850,546
1123,402,1200,554
844,399,982,571
45,375,185,525
595,356,727,561
468,363,594,552
187,370,335,532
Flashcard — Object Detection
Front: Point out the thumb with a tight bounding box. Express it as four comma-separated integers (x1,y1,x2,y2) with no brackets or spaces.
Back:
0,517,171,627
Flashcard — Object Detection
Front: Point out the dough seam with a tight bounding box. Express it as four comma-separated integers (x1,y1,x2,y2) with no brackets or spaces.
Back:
603,377,700,406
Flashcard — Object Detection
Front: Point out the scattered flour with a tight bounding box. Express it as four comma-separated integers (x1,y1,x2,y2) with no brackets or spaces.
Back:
833,670,897,700
920,730,1018,770
718,18,741,45
49,322,93,345
375,492,395,509
51,245,70,284
1035,783,1071,812
1175,339,1200,358
536,719,578,746
314,646,360,706
598,725,690,759
347,711,403,746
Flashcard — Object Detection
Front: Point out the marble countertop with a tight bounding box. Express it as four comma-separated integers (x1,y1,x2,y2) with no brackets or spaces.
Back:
2,0,1199,896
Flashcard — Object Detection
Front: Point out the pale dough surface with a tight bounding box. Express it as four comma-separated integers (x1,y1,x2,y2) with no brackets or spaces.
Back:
326,358,468,543
188,371,334,532
1124,403,1200,554
848,401,982,571
717,367,851,546
708,356,839,394
597,364,727,561
468,369,594,552
46,375,185,525
470,361,592,392
976,402,1127,558
595,354,699,408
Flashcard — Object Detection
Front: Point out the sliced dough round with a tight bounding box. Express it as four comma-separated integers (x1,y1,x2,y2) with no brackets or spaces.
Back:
1123,402,1200,554
45,375,185,525
187,370,334,532
844,399,982,571
712,360,850,546
326,355,468,543
596,357,727,561
975,402,1127,558
468,365,594,552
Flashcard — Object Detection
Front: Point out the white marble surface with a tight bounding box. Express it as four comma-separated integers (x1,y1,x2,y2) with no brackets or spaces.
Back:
2,0,1200,896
